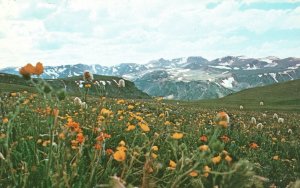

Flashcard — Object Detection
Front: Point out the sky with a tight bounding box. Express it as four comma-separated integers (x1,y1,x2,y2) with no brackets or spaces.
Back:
0,0,300,69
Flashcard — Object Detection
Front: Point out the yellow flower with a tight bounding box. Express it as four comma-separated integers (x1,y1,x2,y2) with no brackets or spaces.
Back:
10,93,17,97
189,171,198,177
126,125,136,131
117,99,125,104
203,165,211,177
113,150,126,162
225,155,232,162
212,155,221,164
139,122,150,132
171,133,183,139
152,146,159,151
199,145,209,152
218,120,229,128
169,160,177,169
128,105,134,110
164,121,171,126
2,118,9,124
119,140,126,146
151,153,158,159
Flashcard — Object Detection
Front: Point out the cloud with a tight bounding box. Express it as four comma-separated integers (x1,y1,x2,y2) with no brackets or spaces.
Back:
0,0,300,69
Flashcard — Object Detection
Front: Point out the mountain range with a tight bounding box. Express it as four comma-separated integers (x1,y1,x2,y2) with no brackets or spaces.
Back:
1,56,299,100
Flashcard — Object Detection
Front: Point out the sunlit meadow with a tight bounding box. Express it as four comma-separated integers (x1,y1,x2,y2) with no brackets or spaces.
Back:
0,63,299,188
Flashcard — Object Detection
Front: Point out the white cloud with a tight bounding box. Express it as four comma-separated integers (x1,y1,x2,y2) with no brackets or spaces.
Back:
0,0,299,69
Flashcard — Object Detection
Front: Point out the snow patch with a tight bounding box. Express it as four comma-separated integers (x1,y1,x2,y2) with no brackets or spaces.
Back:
164,94,174,100
209,65,232,70
287,64,300,70
269,73,278,82
220,77,235,89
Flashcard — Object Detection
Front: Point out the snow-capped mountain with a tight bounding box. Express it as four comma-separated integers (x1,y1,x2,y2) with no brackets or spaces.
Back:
1,56,299,100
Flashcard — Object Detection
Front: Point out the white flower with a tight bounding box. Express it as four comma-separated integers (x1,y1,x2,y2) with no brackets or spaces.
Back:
83,70,93,82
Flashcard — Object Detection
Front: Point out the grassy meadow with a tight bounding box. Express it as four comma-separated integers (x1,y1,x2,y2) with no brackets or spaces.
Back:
0,70,300,188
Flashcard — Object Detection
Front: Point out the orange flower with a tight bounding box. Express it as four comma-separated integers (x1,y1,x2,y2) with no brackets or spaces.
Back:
171,132,183,139
216,111,229,127
225,155,232,162
152,146,159,151
76,133,84,143
113,150,126,162
139,122,150,132
212,155,221,164
218,121,229,128
106,149,114,155
94,143,101,150
199,145,209,152
19,63,44,78
189,171,198,177
126,125,136,131
220,135,230,143
151,153,158,159
249,142,259,149
2,118,9,124
58,132,65,140
35,62,44,75
200,135,208,142
203,165,211,177
169,160,177,169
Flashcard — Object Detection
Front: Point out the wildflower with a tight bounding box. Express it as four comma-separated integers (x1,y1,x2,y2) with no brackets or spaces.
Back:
106,149,114,155
218,120,229,128
35,62,44,75
225,155,232,162
200,135,208,142
76,133,84,143
126,125,136,131
19,62,44,79
2,118,9,124
42,140,51,147
94,143,101,150
58,133,65,140
199,145,209,152
152,146,159,151
164,121,171,126
169,160,177,169
119,140,126,146
273,155,279,160
83,70,93,82
138,122,150,132
151,153,158,159
171,132,183,139
113,150,126,162
249,142,259,149
10,93,17,97
117,99,125,104
212,155,221,164
189,171,198,177
203,165,211,177
128,105,134,110
85,84,91,88
220,135,230,143
118,79,125,87
216,111,229,124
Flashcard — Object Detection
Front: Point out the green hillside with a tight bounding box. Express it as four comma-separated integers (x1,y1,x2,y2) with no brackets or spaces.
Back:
0,73,150,99
178,79,300,111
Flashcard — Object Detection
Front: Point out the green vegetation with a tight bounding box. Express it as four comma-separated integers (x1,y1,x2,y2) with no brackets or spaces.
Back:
176,79,300,111
0,73,150,99
0,73,299,187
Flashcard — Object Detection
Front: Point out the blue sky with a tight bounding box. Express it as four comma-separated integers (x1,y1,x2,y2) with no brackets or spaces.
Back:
0,0,300,68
